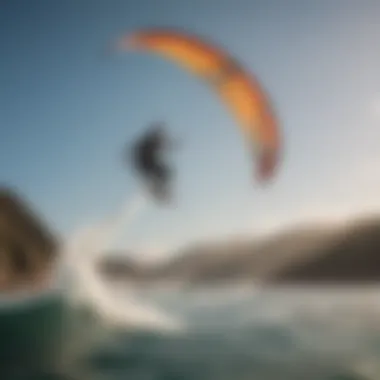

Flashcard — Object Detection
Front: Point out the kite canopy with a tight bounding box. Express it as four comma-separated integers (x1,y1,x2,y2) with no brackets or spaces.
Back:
117,27,281,183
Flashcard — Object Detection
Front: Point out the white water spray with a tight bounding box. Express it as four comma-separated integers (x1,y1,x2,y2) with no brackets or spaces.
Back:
60,190,184,333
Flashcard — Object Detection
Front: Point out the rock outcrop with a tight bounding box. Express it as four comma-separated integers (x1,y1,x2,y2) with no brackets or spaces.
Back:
0,186,58,292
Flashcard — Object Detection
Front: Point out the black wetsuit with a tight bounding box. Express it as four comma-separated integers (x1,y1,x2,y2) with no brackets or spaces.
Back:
132,129,172,198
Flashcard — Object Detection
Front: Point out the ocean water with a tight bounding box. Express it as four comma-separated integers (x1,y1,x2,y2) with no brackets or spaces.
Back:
6,194,379,380
85,285,380,380
5,284,380,380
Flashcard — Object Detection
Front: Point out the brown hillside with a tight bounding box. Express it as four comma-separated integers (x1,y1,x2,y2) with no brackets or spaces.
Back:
0,186,58,292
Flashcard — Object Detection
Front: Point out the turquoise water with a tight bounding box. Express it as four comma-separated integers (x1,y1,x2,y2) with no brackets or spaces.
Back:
0,293,67,379
3,286,380,380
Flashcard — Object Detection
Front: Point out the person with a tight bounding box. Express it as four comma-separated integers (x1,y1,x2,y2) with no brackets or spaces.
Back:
130,123,177,203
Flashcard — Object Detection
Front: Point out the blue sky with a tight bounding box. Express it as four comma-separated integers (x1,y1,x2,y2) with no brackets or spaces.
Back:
2,0,380,257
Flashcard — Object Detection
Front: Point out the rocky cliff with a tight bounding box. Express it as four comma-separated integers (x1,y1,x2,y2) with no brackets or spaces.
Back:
0,186,58,292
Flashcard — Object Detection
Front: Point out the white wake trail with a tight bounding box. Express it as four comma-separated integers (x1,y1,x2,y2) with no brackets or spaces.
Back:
61,190,184,333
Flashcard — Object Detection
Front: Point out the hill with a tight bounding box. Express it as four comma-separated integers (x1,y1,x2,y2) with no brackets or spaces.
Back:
98,215,380,286
270,216,380,284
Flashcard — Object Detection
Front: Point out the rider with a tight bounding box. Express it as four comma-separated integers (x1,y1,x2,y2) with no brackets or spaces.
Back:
130,122,177,202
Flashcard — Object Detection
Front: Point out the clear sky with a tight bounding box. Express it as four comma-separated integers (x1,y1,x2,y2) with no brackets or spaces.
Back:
2,0,380,257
